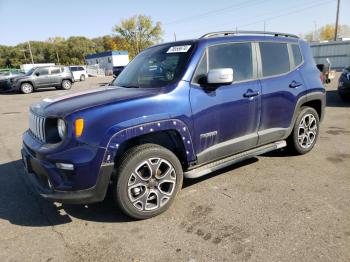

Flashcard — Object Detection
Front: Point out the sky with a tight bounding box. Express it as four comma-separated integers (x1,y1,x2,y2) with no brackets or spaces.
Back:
0,0,349,46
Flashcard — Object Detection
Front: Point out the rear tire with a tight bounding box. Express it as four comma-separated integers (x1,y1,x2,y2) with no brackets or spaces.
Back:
287,107,320,155
20,83,33,94
61,80,72,90
113,144,183,219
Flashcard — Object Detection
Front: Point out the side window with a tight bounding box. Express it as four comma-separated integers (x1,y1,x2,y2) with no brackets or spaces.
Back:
78,67,84,71
51,68,61,75
36,68,49,76
291,44,303,67
193,51,207,84
259,42,290,77
208,42,253,82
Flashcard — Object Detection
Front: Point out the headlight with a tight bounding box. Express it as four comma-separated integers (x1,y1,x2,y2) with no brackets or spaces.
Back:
57,119,67,139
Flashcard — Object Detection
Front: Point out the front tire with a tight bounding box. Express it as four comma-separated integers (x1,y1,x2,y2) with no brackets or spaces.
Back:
287,107,320,155
61,80,72,90
20,83,33,94
80,74,85,81
113,144,183,219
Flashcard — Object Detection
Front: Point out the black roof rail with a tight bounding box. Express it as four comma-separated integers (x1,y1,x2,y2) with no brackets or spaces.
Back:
200,30,299,39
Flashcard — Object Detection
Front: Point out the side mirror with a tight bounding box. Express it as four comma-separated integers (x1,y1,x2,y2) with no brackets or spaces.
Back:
35,72,40,77
207,68,233,85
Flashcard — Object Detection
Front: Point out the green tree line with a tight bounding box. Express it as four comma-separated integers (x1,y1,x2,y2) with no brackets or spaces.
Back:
0,15,163,68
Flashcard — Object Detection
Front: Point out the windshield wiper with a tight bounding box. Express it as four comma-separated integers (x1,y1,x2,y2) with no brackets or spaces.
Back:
119,85,140,88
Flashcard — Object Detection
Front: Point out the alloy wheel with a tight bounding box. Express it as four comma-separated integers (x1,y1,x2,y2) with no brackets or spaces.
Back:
297,113,317,149
127,158,176,212
22,84,33,93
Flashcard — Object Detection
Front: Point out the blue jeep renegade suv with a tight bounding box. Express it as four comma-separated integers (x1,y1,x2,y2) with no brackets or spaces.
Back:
22,31,325,219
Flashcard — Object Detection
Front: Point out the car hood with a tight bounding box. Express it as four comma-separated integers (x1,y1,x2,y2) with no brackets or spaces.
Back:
31,86,161,117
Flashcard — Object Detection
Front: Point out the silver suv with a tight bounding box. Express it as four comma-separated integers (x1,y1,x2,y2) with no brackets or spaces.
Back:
11,66,74,94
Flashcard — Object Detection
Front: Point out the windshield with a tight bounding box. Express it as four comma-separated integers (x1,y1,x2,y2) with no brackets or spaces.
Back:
111,42,196,88
25,67,36,76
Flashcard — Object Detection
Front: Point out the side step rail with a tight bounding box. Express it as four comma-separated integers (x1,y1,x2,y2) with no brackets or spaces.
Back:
184,140,286,179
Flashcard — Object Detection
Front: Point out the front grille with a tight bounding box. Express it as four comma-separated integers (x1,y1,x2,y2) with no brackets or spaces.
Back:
29,112,46,142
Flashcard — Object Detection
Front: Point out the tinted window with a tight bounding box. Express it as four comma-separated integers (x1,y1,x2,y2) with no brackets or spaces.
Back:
208,43,253,81
259,42,290,77
36,68,49,75
78,67,84,71
70,67,77,71
291,44,303,67
51,68,61,74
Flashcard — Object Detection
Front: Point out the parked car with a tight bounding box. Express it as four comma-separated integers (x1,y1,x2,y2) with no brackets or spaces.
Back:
11,66,74,94
22,31,325,219
338,66,350,101
112,66,125,78
0,70,25,91
69,66,88,81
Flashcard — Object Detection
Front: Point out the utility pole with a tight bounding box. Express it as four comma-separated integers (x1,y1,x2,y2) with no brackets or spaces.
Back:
263,21,266,32
174,32,177,41
56,51,60,64
334,0,340,41
27,41,34,65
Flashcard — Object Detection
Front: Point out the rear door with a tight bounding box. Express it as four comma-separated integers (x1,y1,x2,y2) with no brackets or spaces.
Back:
257,41,306,144
49,67,62,85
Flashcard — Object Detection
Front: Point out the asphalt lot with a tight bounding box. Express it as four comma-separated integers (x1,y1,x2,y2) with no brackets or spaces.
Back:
0,76,349,262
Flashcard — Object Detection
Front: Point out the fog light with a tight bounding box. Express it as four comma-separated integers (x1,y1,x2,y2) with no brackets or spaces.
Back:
56,163,74,170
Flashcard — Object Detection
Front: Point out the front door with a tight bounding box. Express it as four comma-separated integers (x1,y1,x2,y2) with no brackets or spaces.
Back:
190,42,261,164
34,67,50,87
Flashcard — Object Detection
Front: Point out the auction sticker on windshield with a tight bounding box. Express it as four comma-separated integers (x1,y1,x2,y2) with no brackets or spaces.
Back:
167,45,191,53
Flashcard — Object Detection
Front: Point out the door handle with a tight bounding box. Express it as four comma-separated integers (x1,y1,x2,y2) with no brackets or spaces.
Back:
243,90,260,98
289,80,302,88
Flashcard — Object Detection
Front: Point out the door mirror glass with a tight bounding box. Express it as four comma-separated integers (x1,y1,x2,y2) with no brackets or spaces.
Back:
207,68,233,84
35,72,40,76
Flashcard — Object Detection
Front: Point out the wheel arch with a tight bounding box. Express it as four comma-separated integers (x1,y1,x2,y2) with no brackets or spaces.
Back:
20,81,34,87
285,92,325,139
300,99,323,121
103,119,196,169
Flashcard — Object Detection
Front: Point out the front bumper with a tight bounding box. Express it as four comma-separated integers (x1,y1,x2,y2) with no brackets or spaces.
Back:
338,79,350,96
0,80,12,91
21,146,113,204
21,131,113,204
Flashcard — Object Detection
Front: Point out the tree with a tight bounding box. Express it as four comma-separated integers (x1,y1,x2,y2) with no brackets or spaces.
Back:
112,15,163,58
319,24,335,41
303,24,350,42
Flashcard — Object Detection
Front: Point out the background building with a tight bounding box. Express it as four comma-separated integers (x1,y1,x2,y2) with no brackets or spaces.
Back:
85,51,129,75
310,40,350,70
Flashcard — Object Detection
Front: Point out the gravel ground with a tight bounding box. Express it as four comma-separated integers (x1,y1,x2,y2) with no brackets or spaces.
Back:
0,75,349,262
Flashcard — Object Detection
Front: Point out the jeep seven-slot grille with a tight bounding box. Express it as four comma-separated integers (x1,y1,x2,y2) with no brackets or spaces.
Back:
29,112,46,142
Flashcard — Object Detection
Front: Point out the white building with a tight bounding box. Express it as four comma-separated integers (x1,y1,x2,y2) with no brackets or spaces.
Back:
310,40,350,70
85,51,129,75
20,63,55,73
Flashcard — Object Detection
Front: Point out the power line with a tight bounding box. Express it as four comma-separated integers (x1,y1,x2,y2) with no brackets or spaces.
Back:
173,0,335,39
238,0,335,29
164,0,265,25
